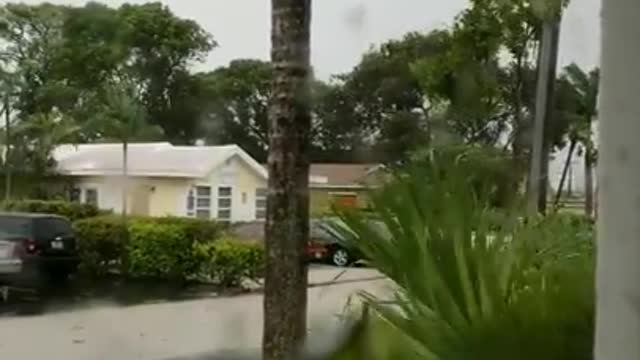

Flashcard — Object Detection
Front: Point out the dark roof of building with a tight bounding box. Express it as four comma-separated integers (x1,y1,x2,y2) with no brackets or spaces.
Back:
262,163,382,187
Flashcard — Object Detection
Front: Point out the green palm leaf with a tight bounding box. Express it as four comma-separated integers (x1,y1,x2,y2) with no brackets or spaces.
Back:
331,146,594,360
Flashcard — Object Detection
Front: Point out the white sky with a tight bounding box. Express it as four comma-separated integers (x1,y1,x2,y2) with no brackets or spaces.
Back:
9,0,601,79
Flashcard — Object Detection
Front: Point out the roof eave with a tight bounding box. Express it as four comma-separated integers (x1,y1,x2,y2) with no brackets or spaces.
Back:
59,170,199,178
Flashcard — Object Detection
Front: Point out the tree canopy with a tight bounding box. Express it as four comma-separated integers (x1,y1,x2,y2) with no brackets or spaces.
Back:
0,0,589,176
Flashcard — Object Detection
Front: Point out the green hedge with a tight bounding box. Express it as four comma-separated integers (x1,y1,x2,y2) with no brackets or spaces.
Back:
126,222,203,282
194,239,264,287
2,199,104,221
73,216,128,276
73,215,256,285
134,216,225,243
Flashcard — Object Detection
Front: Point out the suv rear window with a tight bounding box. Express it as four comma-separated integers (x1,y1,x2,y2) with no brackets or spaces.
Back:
0,216,32,238
35,218,73,238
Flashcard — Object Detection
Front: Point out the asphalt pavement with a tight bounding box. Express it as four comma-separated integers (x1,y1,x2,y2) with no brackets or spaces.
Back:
0,266,389,360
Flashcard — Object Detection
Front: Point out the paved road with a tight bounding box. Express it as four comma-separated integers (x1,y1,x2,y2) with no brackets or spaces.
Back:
0,267,389,360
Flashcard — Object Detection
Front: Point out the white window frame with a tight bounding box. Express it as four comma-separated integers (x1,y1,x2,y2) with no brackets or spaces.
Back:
84,188,99,206
186,189,195,217
217,186,233,222
69,187,82,203
255,188,267,221
71,185,99,206
187,185,212,219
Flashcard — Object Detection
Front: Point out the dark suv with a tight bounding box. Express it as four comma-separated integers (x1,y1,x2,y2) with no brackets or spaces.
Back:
0,213,79,285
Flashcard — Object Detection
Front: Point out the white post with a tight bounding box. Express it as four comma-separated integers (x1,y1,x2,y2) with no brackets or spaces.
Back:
595,0,640,359
122,141,128,217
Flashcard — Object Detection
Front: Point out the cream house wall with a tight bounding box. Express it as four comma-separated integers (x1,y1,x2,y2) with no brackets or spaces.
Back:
202,155,267,222
73,176,189,217
146,177,192,217
71,155,268,222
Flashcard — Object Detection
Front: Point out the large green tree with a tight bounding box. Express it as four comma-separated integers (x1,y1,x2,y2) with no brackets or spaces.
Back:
199,59,271,160
0,2,215,145
334,31,451,162
200,59,366,163
118,2,214,143
0,3,68,116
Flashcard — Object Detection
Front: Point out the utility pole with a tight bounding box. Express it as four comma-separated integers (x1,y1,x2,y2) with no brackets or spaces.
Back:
527,14,562,215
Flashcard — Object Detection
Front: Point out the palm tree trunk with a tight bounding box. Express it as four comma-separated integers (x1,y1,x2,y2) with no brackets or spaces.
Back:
584,151,594,217
553,139,577,206
4,94,10,201
122,141,128,217
528,16,561,215
262,1,312,359
595,1,640,359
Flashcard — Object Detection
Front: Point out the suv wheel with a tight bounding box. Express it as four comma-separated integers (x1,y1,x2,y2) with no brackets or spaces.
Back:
331,247,350,267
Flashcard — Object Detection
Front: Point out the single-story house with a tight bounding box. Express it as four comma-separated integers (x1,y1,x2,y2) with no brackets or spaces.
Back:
286,163,383,215
53,142,382,222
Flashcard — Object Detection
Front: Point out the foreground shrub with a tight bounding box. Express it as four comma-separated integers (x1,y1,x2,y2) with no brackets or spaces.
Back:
195,239,264,287
334,157,594,360
74,215,223,279
2,199,103,221
73,216,127,276
408,144,521,208
126,222,202,281
135,216,225,243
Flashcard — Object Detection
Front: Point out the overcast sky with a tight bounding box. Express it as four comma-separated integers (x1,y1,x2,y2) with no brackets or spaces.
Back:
12,0,601,79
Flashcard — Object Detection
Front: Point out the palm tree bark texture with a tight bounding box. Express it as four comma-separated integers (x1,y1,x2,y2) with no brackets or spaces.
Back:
262,1,312,360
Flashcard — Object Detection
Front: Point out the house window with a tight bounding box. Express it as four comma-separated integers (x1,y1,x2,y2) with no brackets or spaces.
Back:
255,188,267,220
85,188,99,206
187,186,211,219
217,186,232,221
186,189,195,217
195,186,212,219
69,188,81,203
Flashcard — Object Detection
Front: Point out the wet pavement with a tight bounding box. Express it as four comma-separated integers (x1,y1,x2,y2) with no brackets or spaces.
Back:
0,267,389,360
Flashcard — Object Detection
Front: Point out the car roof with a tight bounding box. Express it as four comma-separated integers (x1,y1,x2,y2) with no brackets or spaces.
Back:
0,212,67,220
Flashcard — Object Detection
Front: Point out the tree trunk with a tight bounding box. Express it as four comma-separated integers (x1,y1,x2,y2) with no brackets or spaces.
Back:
584,151,594,217
553,138,577,206
527,16,561,215
595,1,640,359
567,164,573,196
122,141,128,217
4,94,10,201
262,1,312,360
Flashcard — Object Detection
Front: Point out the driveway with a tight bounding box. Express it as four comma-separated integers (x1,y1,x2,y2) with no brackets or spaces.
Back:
0,266,389,360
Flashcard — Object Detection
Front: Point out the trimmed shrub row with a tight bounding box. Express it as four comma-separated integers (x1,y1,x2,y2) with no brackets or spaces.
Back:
73,215,262,286
194,239,264,287
1,199,105,221
0,200,263,287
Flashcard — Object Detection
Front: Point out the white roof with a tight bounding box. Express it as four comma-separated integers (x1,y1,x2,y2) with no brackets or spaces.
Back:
54,142,268,179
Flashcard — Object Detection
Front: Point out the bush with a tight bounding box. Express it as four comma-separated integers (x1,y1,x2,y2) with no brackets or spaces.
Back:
335,162,594,360
126,222,202,282
2,199,104,221
135,216,225,243
73,216,128,276
73,215,241,284
195,239,264,287
408,144,521,208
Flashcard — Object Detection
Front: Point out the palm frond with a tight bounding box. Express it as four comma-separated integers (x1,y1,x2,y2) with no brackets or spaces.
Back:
331,147,594,359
